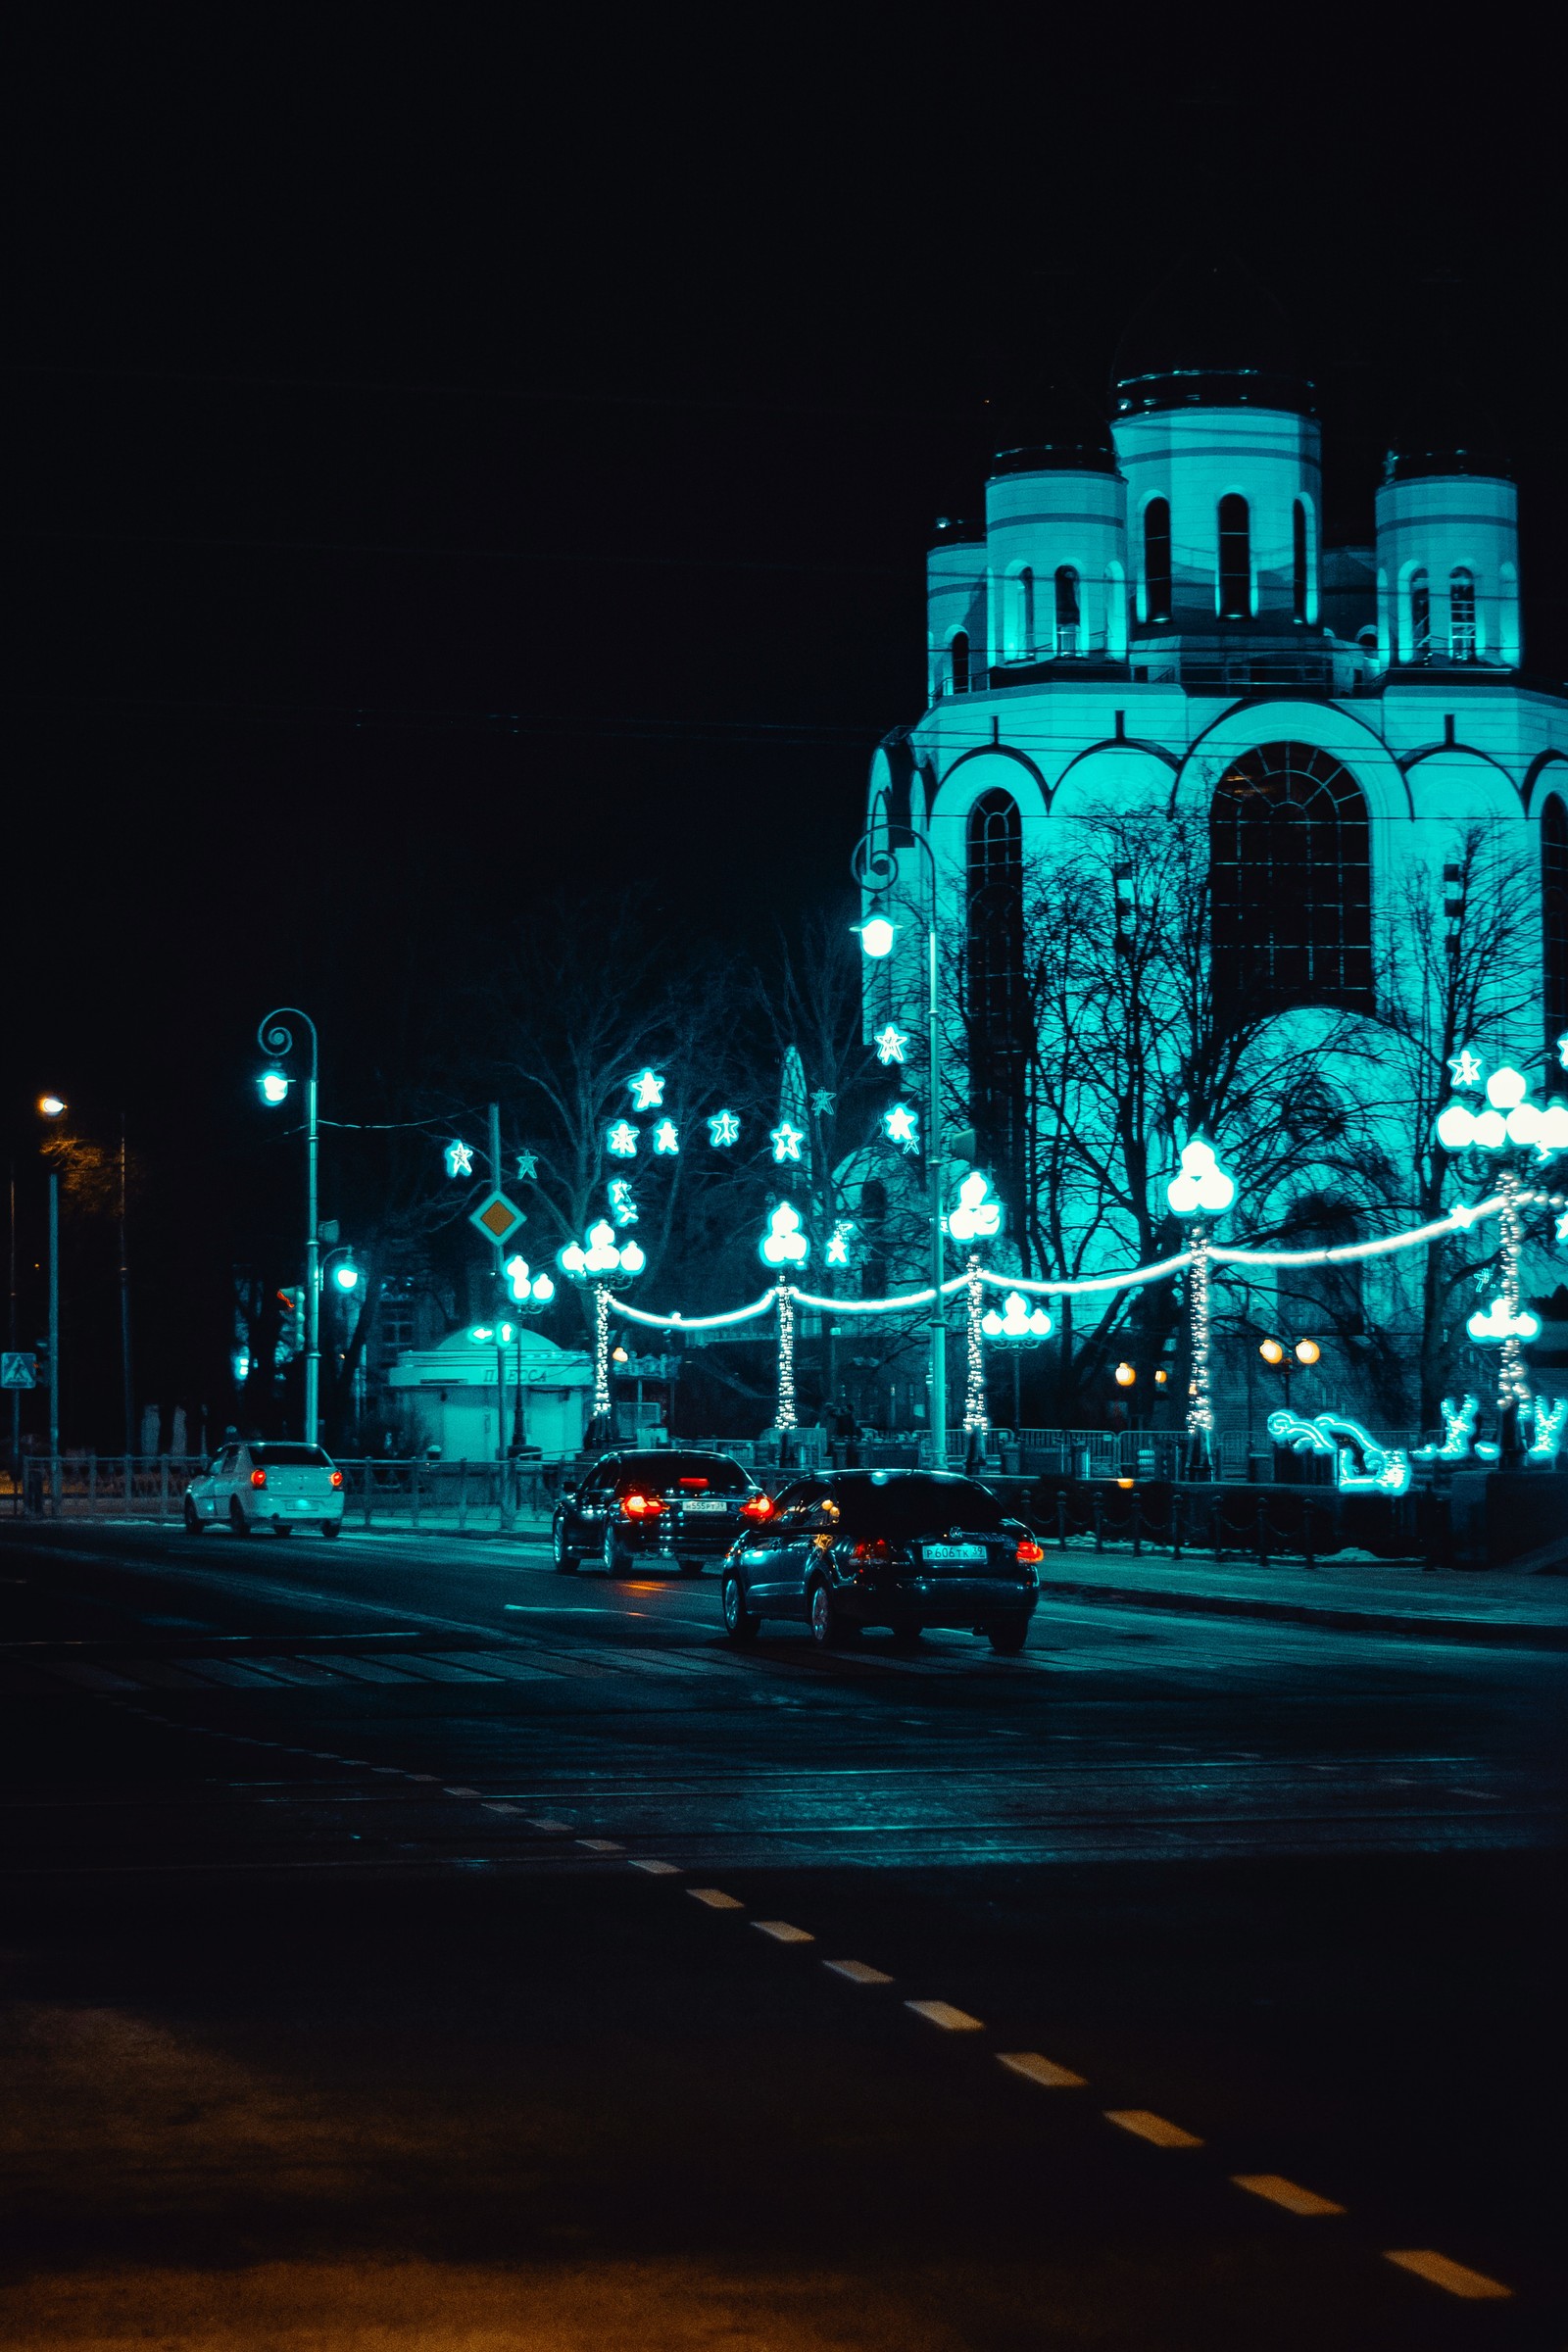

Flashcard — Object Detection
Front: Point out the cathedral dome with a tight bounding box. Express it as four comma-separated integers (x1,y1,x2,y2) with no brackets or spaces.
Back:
1111,260,1314,417
990,372,1118,476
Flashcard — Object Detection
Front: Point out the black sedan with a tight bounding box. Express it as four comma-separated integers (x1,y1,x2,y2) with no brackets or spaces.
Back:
553,1449,771,1577
719,1468,1044,1652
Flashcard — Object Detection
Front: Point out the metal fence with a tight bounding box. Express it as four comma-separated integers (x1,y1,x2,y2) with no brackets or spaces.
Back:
3,1455,557,1531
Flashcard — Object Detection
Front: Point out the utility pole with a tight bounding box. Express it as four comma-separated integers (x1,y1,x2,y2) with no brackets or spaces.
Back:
48,1168,59,1504
119,1113,133,1454
489,1101,506,1470
8,1162,18,1483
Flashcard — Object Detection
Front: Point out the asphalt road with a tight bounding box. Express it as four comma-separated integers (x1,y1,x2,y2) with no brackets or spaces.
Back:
0,1517,1562,2349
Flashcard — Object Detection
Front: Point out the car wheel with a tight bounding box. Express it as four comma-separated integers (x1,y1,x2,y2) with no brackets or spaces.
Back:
182,1497,204,1536
603,1525,634,1578
272,1522,293,1537
320,1520,340,1540
552,1519,578,1574
987,1617,1029,1656
890,1622,922,1648
808,1578,847,1648
678,1557,704,1577
227,1497,252,1538
721,1570,760,1644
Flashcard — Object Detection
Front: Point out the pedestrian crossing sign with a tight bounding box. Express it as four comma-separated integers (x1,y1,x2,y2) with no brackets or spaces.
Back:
1,1352,36,1389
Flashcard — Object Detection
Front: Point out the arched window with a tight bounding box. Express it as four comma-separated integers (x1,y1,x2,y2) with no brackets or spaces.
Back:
1016,568,1035,659
965,790,1027,1214
1449,568,1476,662
950,630,969,694
1054,565,1080,657
1544,794,1568,1076
1210,742,1373,1016
1218,495,1250,618
1144,499,1171,623
1292,502,1308,623
1408,568,1430,662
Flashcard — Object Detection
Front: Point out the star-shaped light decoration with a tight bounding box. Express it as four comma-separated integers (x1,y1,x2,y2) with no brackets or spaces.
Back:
1447,1048,1485,1090
1557,1210,1568,1244
651,1119,679,1155
606,1121,639,1158
627,1068,666,1110
707,1109,741,1149
825,1219,856,1268
874,1024,909,1066
770,1120,805,1164
444,1140,474,1179
607,1179,638,1228
515,1151,538,1181
810,1089,836,1116
1558,1032,1568,1073
884,1102,920,1152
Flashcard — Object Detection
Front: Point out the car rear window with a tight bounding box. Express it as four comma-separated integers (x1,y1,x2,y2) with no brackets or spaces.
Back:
613,1453,752,1494
827,1473,1005,1536
250,1445,332,1467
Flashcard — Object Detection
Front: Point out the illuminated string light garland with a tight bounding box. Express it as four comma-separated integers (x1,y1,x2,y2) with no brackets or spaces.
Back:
1494,1169,1534,1419
774,1279,797,1432
593,1283,612,1422
1185,1222,1214,1448
962,1253,988,1436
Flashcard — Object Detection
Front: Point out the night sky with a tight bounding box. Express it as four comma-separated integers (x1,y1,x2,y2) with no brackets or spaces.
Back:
8,24,1564,1437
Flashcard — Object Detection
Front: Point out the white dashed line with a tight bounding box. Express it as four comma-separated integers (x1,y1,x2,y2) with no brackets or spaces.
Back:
998,2050,1087,2090
1104,2109,1203,2149
482,1802,524,1814
1232,2173,1344,2218
577,1838,623,1853
824,1959,894,1985
688,1888,745,1911
528,1818,573,1833
445,1786,480,1796
1384,2250,1511,2300
753,1920,813,1944
905,1999,984,2033
629,1859,681,1875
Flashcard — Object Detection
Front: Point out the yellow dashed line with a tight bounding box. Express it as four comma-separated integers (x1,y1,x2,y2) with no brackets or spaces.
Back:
1104,2108,1203,2149
906,1999,984,2033
688,1887,745,1911
753,1920,813,1944
1384,2249,1512,2300
1232,2172,1344,2217
998,2050,1086,2090
825,1959,894,1985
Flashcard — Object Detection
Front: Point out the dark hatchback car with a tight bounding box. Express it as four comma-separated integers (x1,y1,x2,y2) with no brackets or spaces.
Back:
553,1449,770,1577
719,1468,1045,1652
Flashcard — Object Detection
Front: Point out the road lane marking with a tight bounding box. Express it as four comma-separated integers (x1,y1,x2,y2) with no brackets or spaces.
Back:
629,1859,681,1875
444,1786,481,1796
999,2051,1087,2090
753,1920,813,1944
905,1999,984,2033
1231,2173,1344,2217
688,1888,744,1910
408,1774,440,1783
528,1818,573,1833
482,1802,524,1814
825,1959,893,1985
1104,2109,1203,2148
577,1838,623,1853
1384,2250,1512,2300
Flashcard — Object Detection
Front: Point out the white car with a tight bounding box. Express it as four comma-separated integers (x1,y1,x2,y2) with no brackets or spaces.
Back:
184,1441,346,1538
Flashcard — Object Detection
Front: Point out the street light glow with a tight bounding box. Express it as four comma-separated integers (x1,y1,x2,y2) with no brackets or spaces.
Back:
332,1263,360,1292
1114,1361,1136,1387
1295,1339,1321,1365
1260,1338,1284,1364
37,1095,66,1118
259,1070,289,1105
858,915,896,958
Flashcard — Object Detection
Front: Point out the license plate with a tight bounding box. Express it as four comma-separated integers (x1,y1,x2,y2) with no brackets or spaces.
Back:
922,1542,986,1563
682,1498,728,1513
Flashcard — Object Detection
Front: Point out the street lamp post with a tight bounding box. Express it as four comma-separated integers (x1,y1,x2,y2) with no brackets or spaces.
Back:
854,794,949,1467
257,1009,320,1447
37,1096,67,1502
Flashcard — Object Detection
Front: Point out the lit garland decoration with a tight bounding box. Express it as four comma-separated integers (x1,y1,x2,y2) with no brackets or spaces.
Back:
607,1121,639,1158
707,1110,741,1148
770,1121,805,1164
874,1024,909,1065
1529,1395,1567,1463
962,1253,988,1435
627,1069,666,1110
607,1179,638,1227
774,1280,797,1431
557,1222,645,1425
1472,1169,1538,1418
1266,1409,1412,1496
651,1119,679,1155
825,1219,857,1268
1185,1222,1214,1445
444,1140,473,1178
884,1102,920,1153
1413,1396,1486,1463
593,1284,612,1421
1433,1054,1568,1427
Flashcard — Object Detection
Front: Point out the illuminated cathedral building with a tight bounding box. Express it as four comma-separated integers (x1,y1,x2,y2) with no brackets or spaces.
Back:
860,262,1568,1430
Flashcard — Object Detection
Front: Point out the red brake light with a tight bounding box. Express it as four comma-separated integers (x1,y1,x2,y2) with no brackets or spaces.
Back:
853,1538,892,1564
678,1477,709,1489
741,1494,774,1521
1015,1538,1045,1565
330,1470,344,1489
621,1491,663,1517
250,1468,267,1489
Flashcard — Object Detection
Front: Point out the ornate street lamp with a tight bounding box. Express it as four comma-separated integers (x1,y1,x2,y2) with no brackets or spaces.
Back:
257,1008,321,1446
558,1221,646,1443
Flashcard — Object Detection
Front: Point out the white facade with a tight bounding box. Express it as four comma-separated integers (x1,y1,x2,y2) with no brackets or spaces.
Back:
868,268,1568,1430
387,1327,592,1461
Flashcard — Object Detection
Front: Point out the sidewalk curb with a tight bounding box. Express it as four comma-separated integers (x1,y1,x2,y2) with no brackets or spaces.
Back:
1041,1577,1568,1652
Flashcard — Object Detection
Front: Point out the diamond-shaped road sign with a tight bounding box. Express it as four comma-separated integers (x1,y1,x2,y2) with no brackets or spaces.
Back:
0,1353,36,1389
468,1191,526,1250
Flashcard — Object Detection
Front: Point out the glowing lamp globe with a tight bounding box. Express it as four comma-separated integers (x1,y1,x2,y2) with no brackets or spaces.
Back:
1114,1362,1136,1388
332,1263,360,1292
259,1069,290,1106
1295,1339,1321,1365
37,1095,66,1119
859,916,896,959
1259,1338,1284,1365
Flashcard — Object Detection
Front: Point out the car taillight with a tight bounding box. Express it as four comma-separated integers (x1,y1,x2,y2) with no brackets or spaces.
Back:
1015,1538,1045,1565
330,1470,344,1489
621,1491,663,1517
250,1468,267,1489
853,1538,892,1564
741,1494,774,1521
678,1477,709,1489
